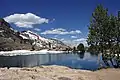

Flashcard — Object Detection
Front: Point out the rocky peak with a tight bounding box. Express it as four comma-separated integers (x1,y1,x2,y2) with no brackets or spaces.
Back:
0,18,11,29
0,18,16,37
0,19,32,51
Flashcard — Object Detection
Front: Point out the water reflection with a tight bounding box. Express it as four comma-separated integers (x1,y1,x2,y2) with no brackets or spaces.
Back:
0,52,100,70
77,52,85,59
89,52,99,56
0,54,68,67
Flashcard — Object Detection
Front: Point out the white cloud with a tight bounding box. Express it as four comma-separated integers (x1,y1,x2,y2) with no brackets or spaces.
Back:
50,18,55,23
41,28,81,35
34,28,41,31
60,38,65,41
53,37,57,39
73,38,87,42
62,39,76,47
50,37,88,47
73,38,88,47
4,13,49,28
54,35,58,38
71,36,77,38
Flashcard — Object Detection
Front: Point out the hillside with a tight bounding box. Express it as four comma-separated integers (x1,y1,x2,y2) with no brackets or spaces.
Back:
0,18,70,51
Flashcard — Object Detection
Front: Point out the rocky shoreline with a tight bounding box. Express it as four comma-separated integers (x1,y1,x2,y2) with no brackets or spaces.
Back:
0,65,120,80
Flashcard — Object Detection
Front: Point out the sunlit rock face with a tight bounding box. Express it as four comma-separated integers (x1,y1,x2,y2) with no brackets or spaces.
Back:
0,19,33,51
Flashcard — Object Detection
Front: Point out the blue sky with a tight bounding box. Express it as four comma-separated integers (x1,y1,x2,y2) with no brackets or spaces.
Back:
1,0,120,46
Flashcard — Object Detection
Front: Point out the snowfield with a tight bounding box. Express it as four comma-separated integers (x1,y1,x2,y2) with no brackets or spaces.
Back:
20,30,48,42
0,50,66,56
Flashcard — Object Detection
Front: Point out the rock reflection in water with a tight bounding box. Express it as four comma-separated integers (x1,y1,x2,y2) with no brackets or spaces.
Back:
0,52,100,70
0,54,67,67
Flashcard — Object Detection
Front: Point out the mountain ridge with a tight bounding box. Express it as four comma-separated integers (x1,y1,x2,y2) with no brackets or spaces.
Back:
0,18,70,51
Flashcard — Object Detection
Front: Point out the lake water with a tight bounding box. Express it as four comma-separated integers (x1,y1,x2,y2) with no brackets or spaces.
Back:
0,52,102,70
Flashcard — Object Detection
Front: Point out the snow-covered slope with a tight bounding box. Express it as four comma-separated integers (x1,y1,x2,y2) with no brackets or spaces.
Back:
20,30,48,42
19,30,70,51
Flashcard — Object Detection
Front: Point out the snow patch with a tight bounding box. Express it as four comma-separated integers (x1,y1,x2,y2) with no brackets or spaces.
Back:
21,30,47,41
0,30,4,32
19,34,28,39
0,50,66,56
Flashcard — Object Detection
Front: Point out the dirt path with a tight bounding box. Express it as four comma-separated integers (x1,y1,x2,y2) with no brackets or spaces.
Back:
0,65,120,80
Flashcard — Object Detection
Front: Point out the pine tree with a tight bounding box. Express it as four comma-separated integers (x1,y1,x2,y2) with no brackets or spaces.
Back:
87,4,109,53
77,43,85,52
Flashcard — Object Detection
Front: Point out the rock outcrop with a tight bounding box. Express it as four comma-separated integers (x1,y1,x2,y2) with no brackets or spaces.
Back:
0,19,32,51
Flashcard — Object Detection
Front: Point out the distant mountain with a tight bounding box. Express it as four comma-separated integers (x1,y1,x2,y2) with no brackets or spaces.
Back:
20,30,70,51
0,18,70,51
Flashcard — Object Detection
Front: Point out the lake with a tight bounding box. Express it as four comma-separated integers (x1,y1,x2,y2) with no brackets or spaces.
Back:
0,52,103,70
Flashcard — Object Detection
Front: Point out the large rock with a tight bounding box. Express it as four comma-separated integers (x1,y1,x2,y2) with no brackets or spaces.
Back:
0,19,32,51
